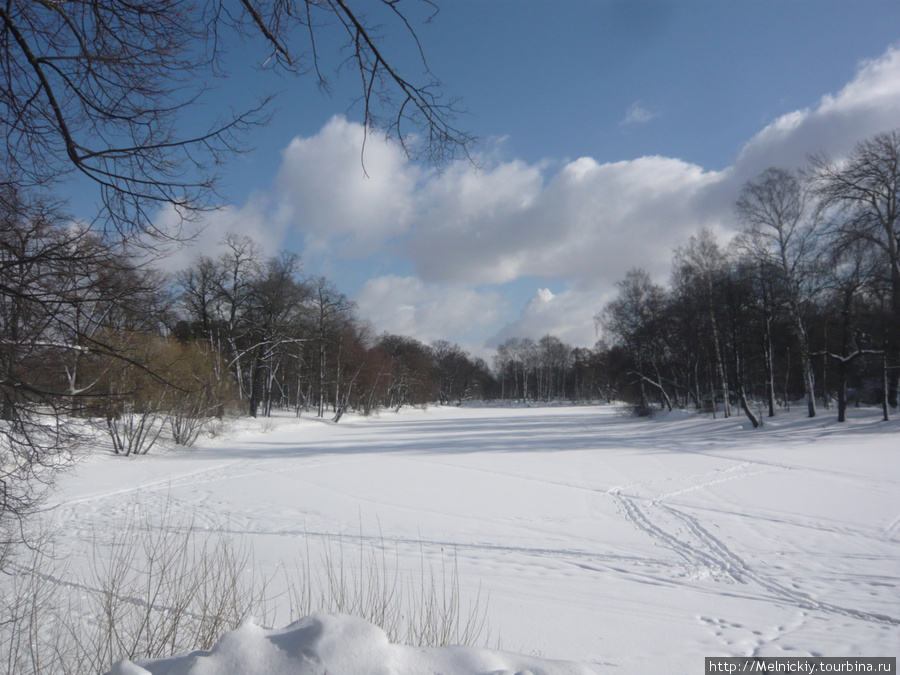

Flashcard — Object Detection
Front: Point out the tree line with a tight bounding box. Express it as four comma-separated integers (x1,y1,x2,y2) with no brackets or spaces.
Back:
173,239,620,416
172,233,503,422
6,128,900,467
0,205,609,457
597,129,900,426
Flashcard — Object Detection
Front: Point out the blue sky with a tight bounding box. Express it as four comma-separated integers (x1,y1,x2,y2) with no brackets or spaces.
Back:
150,0,900,358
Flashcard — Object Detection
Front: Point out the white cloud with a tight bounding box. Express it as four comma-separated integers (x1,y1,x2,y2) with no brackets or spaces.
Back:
621,102,658,126
267,118,724,293
151,195,285,273
157,44,900,352
734,45,900,179
398,45,900,347
275,116,420,256
355,275,504,347
488,286,609,349
405,154,724,289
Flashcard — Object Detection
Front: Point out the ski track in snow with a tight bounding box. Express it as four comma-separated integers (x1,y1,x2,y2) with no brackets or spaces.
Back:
612,492,898,626
35,405,900,672
886,513,900,541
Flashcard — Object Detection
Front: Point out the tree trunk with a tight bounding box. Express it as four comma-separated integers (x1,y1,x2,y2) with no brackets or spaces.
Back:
738,388,761,428
890,253,900,408
837,356,847,423
761,272,777,417
710,314,730,418
248,354,263,418
764,325,776,418
733,324,760,429
791,313,817,418
318,338,326,418
635,371,672,412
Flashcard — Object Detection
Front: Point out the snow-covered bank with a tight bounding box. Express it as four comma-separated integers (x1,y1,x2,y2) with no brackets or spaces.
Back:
106,613,598,675
41,404,900,673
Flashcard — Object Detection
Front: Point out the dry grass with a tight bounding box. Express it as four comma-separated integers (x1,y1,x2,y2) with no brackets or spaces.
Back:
0,498,491,674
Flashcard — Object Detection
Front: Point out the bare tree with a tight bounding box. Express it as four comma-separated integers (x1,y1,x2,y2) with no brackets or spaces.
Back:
736,167,823,417
244,251,309,417
598,269,673,412
817,238,883,422
176,237,314,418
494,337,538,403
306,276,354,418
0,189,165,555
209,234,264,406
672,229,732,418
431,340,468,405
0,192,77,557
375,334,436,410
810,130,900,407
1,0,473,235
536,335,571,402
176,256,227,348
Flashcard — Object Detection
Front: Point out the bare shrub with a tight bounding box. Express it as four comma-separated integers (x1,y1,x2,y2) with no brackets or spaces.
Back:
77,500,271,670
0,544,69,675
168,411,207,447
204,417,231,440
403,548,489,648
0,499,270,674
0,500,491,674
94,335,237,453
164,341,235,447
617,402,655,419
106,403,167,456
287,531,491,649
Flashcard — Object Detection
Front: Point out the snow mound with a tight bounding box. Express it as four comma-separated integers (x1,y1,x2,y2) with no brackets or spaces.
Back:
105,613,601,675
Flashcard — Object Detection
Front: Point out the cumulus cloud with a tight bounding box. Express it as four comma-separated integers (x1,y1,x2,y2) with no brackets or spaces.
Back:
275,116,420,256
406,154,724,288
267,117,724,293
688,44,900,229
152,195,285,273
734,45,900,179
400,45,900,346
488,286,610,349
161,44,900,351
355,275,504,348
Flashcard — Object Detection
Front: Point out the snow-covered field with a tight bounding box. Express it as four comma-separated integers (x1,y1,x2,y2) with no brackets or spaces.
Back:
44,404,900,674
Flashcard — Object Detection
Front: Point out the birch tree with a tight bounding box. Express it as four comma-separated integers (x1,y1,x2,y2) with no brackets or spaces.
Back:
736,168,822,417
599,269,673,412
811,130,900,408
672,229,732,417
306,277,355,418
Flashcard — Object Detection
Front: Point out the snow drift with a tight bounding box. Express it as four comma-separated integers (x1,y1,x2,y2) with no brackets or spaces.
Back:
106,613,599,675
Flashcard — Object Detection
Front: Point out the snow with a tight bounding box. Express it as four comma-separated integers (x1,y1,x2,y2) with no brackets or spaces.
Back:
37,404,900,674
106,613,596,675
